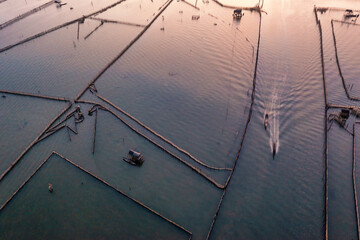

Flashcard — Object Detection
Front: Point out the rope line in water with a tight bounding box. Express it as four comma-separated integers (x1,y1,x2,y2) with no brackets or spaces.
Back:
76,99,226,189
331,19,360,101
180,0,199,10
0,103,72,182
0,89,70,102
89,17,146,28
0,0,127,54
0,151,193,239
316,7,360,13
75,0,175,100
205,10,262,240
0,0,54,30
94,93,231,171
315,7,360,239
84,21,104,40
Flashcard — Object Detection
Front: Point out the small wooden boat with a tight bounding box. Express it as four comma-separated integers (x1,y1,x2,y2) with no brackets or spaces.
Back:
264,113,269,130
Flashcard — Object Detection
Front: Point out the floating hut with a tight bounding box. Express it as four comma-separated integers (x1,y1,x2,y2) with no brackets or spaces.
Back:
233,9,244,19
123,149,144,166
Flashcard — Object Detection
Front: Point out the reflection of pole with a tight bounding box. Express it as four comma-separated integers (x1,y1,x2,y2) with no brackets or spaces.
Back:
77,21,80,40
92,109,97,154
353,124,360,240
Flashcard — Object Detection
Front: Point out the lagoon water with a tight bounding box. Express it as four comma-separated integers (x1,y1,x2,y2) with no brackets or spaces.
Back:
1,0,360,239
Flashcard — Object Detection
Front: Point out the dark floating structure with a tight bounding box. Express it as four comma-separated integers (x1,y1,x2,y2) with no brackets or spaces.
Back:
48,183,53,193
233,9,244,19
344,9,359,18
123,149,144,166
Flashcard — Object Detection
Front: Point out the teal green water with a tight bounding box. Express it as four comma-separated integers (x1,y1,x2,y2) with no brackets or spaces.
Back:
1,0,360,239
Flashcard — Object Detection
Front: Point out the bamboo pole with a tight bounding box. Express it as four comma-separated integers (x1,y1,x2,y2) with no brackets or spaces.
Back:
0,103,72,182
0,0,127,54
333,19,360,26
353,124,360,240
75,0,175,101
325,108,329,240
181,0,199,10
77,21,80,40
45,108,79,134
36,123,78,144
328,104,359,109
56,152,193,238
0,19,79,53
331,20,360,101
315,12,329,240
157,0,171,11
314,6,319,24
89,17,146,28
0,151,52,211
0,0,54,30
0,89,69,102
0,151,193,239
66,125,71,141
315,12,329,239
210,0,263,12
38,124,66,143
95,93,231,171
92,109,98,154
55,152,193,237
316,7,360,13
205,189,226,240
84,21,104,40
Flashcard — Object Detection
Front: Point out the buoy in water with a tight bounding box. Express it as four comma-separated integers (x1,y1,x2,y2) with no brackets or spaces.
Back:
48,183,53,193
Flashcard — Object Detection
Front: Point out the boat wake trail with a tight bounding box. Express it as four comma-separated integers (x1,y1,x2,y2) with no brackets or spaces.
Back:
269,92,279,156
266,73,286,157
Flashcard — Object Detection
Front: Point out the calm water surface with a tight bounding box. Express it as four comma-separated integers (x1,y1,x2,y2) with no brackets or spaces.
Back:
1,0,360,239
